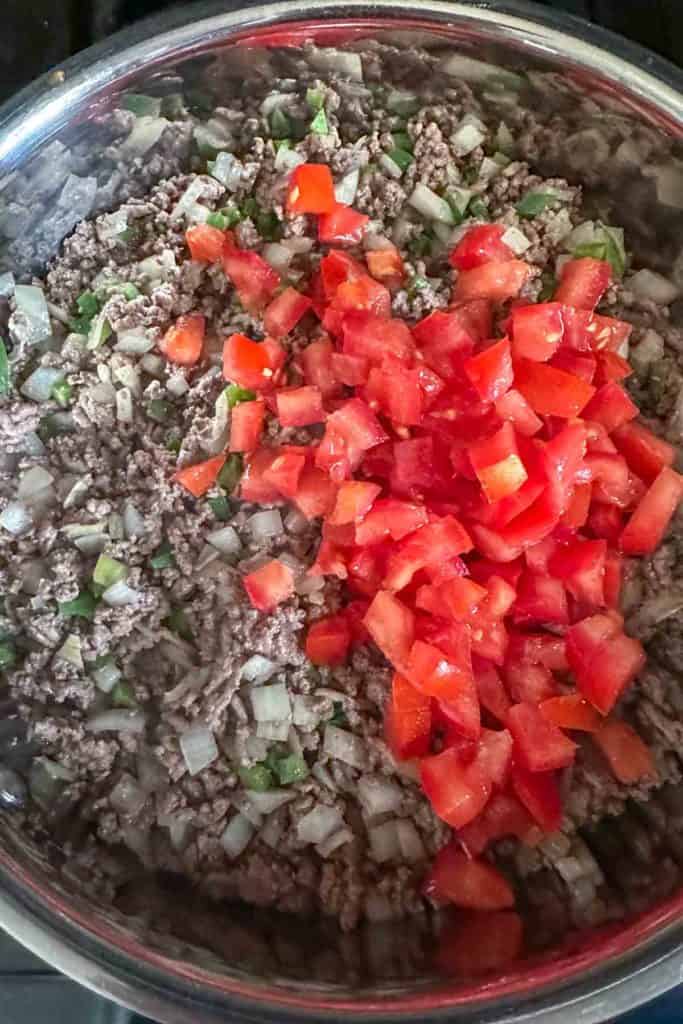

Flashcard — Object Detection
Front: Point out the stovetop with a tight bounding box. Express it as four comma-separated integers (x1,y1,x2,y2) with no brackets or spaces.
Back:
1,0,682,1020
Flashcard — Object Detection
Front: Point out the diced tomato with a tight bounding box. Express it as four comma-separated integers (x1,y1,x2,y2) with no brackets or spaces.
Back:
315,398,388,482
331,352,368,387
324,275,392,333
406,639,478,736
386,673,431,760
459,793,540,855
469,422,528,503
263,287,312,339
454,260,531,303
550,348,597,383
305,614,351,666
432,577,488,621
286,163,336,214
435,911,523,976
512,571,568,627
300,337,339,398
561,306,594,351
366,358,423,426
540,420,589,513
355,498,428,546
413,310,476,379
174,454,226,498
464,338,514,403
603,550,622,609
507,632,568,672
586,452,631,507
469,558,524,589
511,763,563,832
292,467,336,519
495,388,543,437
590,313,632,352
593,719,656,784
611,420,676,484
390,436,437,496
549,538,606,610
343,311,415,365
363,590,414,669
514,359,596,417
366,246,405,289
186,224,226,263
426,844,514,910
449,225,515,271
229,399,265,452
561,481,592,530
222,244,280,312
262,450,306,498
508,702,577,773
419,747,491,830
329,480,381,525
240,448,282,503
511,302,564,362
565,613,622,677
554,257,611,310
472,659,511,724
159,313,205,366
505,660,558,705
582,382,638,433
539,693,602,732
276,386,325,427
309,538,348,580
243,558,295,613
619,466,683,555
595,350,633,385
567,615,645,715
344,600,371,648
476,727,514,788
384,517,473,591
320,250,366,298
588,502,626,543
470,523,523,564
223,333,284,390
319,202,369,245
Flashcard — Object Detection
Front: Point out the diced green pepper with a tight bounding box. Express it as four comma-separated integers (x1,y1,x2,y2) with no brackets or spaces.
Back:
166,434,181,454
150,542,176,570
93,555,128,589
391,132,413,153
407,276,429,300
220,204,243,228
387,147,413,172
226,384,256,408
239,764,274,792
310,109,328,135
51,379,71,408
306,88,325,112
275,754,309,786
0,337,9,395
76,291,100,320
516,191,558,219
147,399,172,423
111,681,137,708
407,233,434,259
0,641,16,670
468,197,489,219
165,607,193,642
206,211,229,230
58,590,99,620
573,242,608,261
270,108,292,140
217,453,243,495
208,495,232,521
121,283,139,300
537,272,557,303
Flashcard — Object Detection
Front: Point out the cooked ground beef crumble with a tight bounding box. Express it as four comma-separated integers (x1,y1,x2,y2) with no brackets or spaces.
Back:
2,40,683,950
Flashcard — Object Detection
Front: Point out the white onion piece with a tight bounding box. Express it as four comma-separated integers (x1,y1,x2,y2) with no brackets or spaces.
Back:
297,804,344,844
408,183,454,225
87,311,112,351
210,152,244,192
61,521,107,539
102,580,141,607
629,269,680,305
86,710,146,734
221,813,254,859
88,382,116,405
323,724,367,769
357,776,403,818
292,695,322,730
171,179,210,224
0,501,32,535
295,574,325,596
137,749,169,793
137,252,176,283
116,387,134,423
256,719,291,741
74,533,108,555
274,146,306,173
451,121,486,157
396,819,426,863
478,157,501,181
123,501,146,539
206,524,242,555
317,827,353,858
21,367,64,402
643,162,683,210
21,431,46,457
55,633,83,669
115,330,155,354
110,773,147,818
61,476,88,510
310,48,363,82
0,271,15,297
109,511,124,541
259,815,284,849
440,52,522,89
123,115,169,155
240,654,277,684
631,329,664,372
248,509,283,542
335,168,360,205
502,226,531,255
379,153,402,180
368,820,401,863
113,363,141,395
17,466,54,504
92,659,122,693
20,558,46,595
251,682,291,722
245,789,295,815
282,236,314,255
262,243,293,272
180,724,218,776
232,792,263,828
13,285,51,344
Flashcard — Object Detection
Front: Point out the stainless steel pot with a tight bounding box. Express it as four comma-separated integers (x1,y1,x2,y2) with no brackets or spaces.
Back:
1,2,683,1021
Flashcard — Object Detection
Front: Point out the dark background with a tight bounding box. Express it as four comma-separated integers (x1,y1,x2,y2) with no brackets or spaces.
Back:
0,0,682,1021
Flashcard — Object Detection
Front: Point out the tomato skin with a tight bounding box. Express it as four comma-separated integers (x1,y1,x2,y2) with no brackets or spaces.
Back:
505,659,558,705
174,454,226,497
514,359,596,417
223,333,284,390
366,358,423,426
511,302,564,362
459,792,539,855
305,614,351,665
385,672,432,760
343,310,415,365
549,538,607,610
355,498,428,546
263,287,312,339
611,420,676,484
420,747,491,829
449,225,514,271
239,449,283,504
229,399,265,452
363,590,415,670
540,693,602,732
319,202,369,245
331,352,368,387
566,614,644,715
301,337,340,398
469,422,528,503
435,911,523,976
292,467,336,519
286,163,336,214
511,763,563,832
425,843,515,910
384,517,473,592
159,313,205,366
595,350,632,385
276,385,326,427
582,382,638,433
262,451,306,498
554,257,612,310
390,436,436,496
366,246,405,289
495,388,543,437
593,719,656,784
454,259,531,302
464,338,514,403
186,224,226,262
243,559,295,612
328,480,381,525
619,466,683,555
222,244,280,312
506,632,568,672
508,702,577,773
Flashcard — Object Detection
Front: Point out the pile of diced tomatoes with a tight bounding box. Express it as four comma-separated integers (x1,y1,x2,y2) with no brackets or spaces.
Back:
167,164,683,948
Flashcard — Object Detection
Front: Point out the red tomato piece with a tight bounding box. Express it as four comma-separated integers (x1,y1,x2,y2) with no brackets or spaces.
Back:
366,246,405,289
419,747,491,830
239,449,282,503
469,422,528,503
406,639,478,735
330,397,389,451
595,350,633,385
567,616,645,715
611,420,676,485
455,260,531,303
355,499,428,546
473,658,511,724
309,539,348,580
539,693,602,732
495,388,543,437
342,311,414,365
292,467,336,519
223,333,284,390
319,202,369,245
512,571,568,627
505,660,558,704
561,481,592,530
412,309,476,379
603,550,622,609
320,249,366,298
565,613,622,675
363,590,415,669
582,381,638,433
262,451,306,498
390,436,436,496
286,163,336,214
328,480,381,525
554,257,611,310
324,276,392,334
471,523,523,564
222,245,280,312
276,386,325,428
385,673,431,760
174,454,226,498
243,559,295,612
159,313,205,366
305,614,351,666
540,420,589,513
439,577,489,620
459,793,540,855
426,844,514,910
476,728,514,788
229,399,265,453
511,302,564,362
366,359,423,426
449,224,515,271
550,347,597,383
300,337,339,398
511,763,563,833
619,467,683,555
464,338,514,403
435,911,523,976
330,352,368,387
508,702,577,772
549,538,607,610
593,719,656,784
514,359,596,417
384,517,473,591
263,287,312,339
186,224,225,262
507,633,568,672
590,313,632,353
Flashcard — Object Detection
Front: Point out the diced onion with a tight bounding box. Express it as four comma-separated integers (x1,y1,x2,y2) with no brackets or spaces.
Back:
113,363,140,395
240,655,277,684
123,501,146,539
180,724,218,776
221,813,254,859
451,121,486,157
171,179,210,224
478,156,501,181
116,387,134,423
17,466,54,505
357,776,403,818
102,580,141,607
21,367,64,402
74,533,108,555
115,330,155,354
439,53,522,89
643,161,683,210
335,168,360,205
62,520,107,540
110,773,147,818
274,146,306,173
631,329,664,372
245,789,295,815
137,253,176,283
86,710,146,734
396,819,426,863
262,243,293,272
88,382,116,405
260,815,284,849
251,682,291,722
379,153,403,180
137,749,169,793
317,827,353,858
210,152,245,192
386,88,418,115
292,695,322,730
295,574,325,596
55,633,84,669
297,803,344,844
502,226,531,255
123,116,169,155
629,269,680,305
309,48,363,82
248,509,283,542
0,501,32,536
368,820,401,863
13,285,51,345
256,719,291,741
206,524,242,555
0,271,15,297
92,659,122,693
323,724,367,769
408,183,454,225
20,558,46,595
232,792,263,828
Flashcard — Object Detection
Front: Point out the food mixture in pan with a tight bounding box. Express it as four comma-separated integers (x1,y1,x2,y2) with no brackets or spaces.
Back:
2,42,683,969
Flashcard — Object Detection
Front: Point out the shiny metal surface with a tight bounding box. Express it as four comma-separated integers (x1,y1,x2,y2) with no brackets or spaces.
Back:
1,2,683,1021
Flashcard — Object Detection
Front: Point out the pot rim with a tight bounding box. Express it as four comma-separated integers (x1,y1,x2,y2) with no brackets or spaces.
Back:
1,3,683,1021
